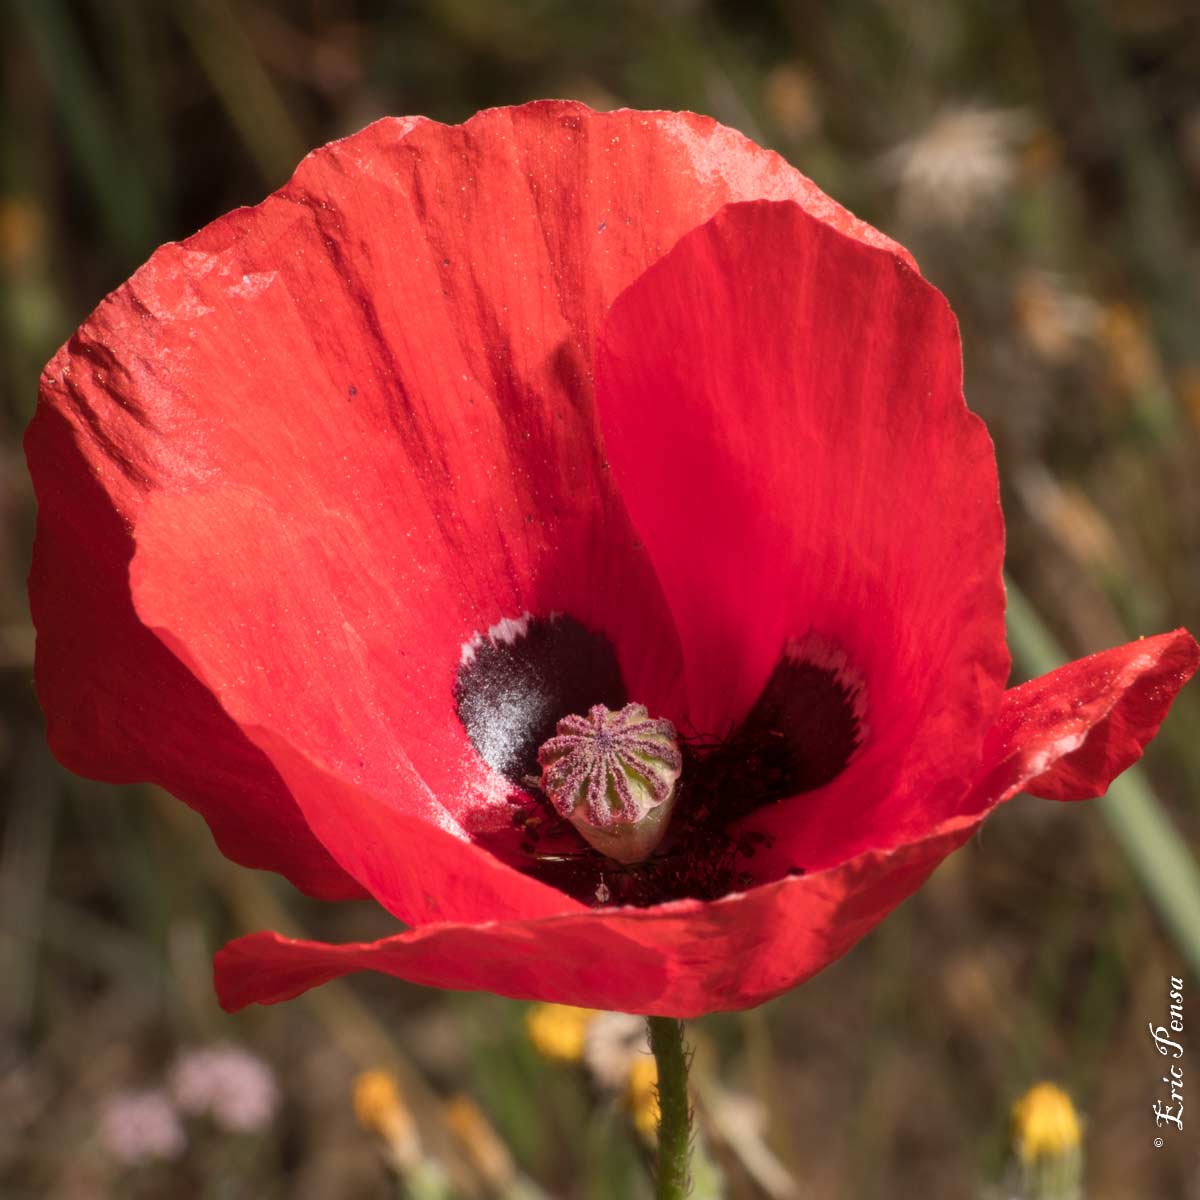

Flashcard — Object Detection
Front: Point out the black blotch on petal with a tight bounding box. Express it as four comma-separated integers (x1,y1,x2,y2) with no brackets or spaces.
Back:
454,615,627,786
701,655,863,825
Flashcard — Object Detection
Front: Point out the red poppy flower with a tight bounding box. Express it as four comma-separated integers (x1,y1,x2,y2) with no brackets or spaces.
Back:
27,102,1196,1018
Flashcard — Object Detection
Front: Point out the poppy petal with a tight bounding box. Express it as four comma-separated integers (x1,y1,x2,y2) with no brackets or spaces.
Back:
213,817,975,1016
239,727,584,924
31,103,915,898
26,407,364,900
596,200,1008,869
969,628,1199,807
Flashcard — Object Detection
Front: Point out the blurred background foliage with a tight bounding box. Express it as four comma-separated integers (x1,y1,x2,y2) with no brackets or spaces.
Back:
2,1,1199,1197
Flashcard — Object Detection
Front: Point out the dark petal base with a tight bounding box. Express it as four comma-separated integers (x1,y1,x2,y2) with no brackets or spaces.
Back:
454,615,627,785
698,650,864,825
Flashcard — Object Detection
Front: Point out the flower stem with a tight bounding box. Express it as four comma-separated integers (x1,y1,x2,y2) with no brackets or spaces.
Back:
646,1016,691,1200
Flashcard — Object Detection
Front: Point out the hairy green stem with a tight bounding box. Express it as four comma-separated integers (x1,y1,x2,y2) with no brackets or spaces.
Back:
647,1016,692,1200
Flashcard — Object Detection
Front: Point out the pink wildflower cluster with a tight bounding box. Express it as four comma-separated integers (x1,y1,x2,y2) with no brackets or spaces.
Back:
98,1044,279,1168
169,1044,281,1133
98,1090,186,1167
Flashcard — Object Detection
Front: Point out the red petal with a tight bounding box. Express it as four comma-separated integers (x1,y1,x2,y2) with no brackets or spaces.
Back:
969,629,1199,806
596,200,1008,869
240,728,582,924
214,818,974,1016
26,408,362,900
30,103,911,900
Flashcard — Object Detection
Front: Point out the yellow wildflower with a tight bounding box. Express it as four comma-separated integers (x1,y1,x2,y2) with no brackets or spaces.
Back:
353,1069,417,1162
1012,1083,1083,1200
1012,1082,1082,1164
444,1094,514,1188
524,1004,598,1063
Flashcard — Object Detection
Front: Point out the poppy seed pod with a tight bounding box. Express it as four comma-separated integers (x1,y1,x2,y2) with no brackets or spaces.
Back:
537,703,682,864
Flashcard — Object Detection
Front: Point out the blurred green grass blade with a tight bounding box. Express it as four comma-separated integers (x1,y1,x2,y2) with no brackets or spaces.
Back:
173,0,308,187
14,0,157,257
103,0,172,207
1006,576,1200,980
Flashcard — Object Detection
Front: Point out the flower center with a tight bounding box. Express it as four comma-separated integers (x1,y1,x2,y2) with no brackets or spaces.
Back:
536,703,682,864
454,614,865,908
